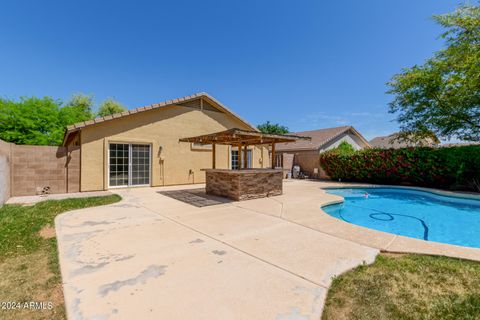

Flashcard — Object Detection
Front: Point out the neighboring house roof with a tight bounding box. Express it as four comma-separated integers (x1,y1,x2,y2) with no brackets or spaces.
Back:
440,142,480,148
62,92,258,146
276,126,370,152
369,133,438,149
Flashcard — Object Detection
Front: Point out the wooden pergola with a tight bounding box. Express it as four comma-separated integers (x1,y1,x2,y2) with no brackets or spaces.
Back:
179,128,310,169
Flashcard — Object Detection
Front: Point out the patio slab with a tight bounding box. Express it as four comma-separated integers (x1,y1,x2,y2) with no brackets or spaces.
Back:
56,182,378,320
55,180,480,319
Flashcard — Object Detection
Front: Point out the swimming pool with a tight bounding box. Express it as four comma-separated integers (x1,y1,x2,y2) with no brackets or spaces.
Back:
322,188,480,249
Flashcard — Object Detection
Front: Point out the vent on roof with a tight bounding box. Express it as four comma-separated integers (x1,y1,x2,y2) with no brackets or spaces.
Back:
178,98,222,113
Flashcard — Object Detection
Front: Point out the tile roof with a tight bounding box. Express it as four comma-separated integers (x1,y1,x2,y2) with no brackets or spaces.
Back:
369,133,439,149
62,92,258,145
276,126,369,151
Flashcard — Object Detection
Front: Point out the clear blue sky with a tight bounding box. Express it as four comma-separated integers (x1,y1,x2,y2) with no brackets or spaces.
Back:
0,0,458,140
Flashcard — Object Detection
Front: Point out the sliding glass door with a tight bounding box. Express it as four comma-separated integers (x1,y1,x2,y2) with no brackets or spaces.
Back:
109,143,129,187
131,144,150,186
109,143,150,188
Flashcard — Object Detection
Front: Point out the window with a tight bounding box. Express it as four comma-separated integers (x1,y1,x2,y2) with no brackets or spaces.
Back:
231,149,252,169
231,150,239,169
275,153,283,168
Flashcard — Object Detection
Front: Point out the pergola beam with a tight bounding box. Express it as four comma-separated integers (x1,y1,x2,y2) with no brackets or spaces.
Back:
179,128,310,170
179,128,310,146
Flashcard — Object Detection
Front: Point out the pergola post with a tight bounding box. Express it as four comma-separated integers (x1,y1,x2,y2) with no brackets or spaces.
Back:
243,144,248,169
271,142,276,169
212,143,216,169
238,144,242,170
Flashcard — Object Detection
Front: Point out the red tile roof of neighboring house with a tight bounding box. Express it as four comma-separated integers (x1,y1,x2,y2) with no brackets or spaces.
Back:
276,126,370,152
62,92,258,145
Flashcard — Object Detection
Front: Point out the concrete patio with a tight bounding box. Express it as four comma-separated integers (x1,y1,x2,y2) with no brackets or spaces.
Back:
54,180,480,319
55,180,378,320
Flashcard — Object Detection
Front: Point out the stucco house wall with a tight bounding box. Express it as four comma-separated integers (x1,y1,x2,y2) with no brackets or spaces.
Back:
78,104,269,192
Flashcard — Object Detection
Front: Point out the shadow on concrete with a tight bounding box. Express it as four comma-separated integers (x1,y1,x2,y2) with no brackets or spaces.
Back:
157,188,233,207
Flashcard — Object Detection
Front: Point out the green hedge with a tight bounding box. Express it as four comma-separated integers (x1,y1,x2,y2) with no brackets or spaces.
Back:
319,146,480,191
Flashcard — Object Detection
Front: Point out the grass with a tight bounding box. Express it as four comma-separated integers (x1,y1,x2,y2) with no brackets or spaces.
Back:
322,253,480,320
0,195,121,320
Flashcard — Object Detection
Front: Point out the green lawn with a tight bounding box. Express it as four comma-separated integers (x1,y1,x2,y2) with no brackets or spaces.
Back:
0,195,121,320
322,253,480,320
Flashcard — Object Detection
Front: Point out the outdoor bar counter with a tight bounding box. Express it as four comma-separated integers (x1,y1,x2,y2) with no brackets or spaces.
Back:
180,128,310,201
204,168,283,201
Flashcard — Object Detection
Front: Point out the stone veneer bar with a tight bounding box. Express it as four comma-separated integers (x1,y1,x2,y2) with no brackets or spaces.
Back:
204,169,283,201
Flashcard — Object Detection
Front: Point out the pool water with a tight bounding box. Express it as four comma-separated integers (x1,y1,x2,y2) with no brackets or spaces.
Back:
322,188,480,249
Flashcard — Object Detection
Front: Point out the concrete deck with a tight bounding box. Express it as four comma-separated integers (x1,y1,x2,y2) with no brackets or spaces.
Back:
55,180,480,319
56,181,378,320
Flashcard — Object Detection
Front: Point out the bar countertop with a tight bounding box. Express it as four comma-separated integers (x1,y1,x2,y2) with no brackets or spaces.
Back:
202,169,283,174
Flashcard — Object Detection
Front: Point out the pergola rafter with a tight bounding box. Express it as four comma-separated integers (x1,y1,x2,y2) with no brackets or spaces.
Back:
179,128,310,169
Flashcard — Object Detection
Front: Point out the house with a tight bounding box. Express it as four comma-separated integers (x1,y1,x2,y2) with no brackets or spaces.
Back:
274,126,370,178
275,126,370,155
62,93,270,192
369,133,439,149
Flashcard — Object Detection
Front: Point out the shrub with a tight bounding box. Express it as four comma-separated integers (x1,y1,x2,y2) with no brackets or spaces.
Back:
325,141,356,156
319,146,480,191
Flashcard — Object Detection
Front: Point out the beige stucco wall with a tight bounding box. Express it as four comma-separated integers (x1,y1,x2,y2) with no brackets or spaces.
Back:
80,105,269,191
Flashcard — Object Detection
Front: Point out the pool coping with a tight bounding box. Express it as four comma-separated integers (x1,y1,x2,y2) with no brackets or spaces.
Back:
313,183,480,262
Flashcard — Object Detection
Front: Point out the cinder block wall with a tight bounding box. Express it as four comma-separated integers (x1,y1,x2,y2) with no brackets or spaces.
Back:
11,145,80,196
0,139,81,198
293,152,330,179
0,140,12,205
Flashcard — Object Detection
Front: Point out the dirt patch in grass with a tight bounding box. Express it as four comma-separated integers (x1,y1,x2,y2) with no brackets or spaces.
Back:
322,253,480,320
0,195,121,320
38,226,56,239
0,250,65,320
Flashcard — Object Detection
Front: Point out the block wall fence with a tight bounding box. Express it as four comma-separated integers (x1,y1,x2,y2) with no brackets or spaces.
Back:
0,139,80,204
278,152,330,180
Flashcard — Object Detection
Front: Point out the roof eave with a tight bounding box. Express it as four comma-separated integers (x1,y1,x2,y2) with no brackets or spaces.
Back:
61,93,259,145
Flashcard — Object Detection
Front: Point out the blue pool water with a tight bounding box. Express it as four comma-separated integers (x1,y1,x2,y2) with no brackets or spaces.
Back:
322,188,480,248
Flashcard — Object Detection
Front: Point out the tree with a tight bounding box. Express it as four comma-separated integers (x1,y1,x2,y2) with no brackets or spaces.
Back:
97,98,126,117
387,4,480,142
257,121,289,134
326,140,356,156
59,93,94,126
0,96,64,145
0,93,97,146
